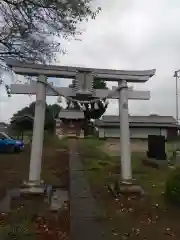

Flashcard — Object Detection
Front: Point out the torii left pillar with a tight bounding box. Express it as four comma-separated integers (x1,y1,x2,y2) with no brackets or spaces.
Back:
25,75,47,188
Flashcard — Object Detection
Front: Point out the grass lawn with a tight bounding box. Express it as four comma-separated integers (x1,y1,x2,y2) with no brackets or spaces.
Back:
0,135,69,240
79,138,180,240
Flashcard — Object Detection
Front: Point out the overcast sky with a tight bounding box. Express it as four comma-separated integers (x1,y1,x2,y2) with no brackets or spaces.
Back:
0,0,180,123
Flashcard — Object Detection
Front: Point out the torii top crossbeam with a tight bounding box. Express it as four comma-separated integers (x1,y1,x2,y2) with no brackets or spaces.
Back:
5,59,155,82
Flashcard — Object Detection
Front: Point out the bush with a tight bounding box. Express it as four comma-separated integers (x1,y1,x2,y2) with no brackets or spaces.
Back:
165,168,180,206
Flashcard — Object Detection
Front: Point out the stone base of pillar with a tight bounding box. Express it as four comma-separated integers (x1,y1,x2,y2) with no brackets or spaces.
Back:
121,180,133,185
108,179,145,197
79,130,84,139
20,180,45,195
57,134,64,139
118,182,145,196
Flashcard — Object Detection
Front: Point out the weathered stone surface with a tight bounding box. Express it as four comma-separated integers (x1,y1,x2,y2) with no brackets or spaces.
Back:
108,181,145,196
142,158,168,169
119,184,145,195
69,140,108,240
50,189,68,211
20,187,45,195
8,188,21,199
0,188,21,213
174,156,180,166
0,194,11,213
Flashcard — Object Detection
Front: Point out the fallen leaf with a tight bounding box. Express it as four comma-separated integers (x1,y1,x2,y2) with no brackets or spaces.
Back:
128,208,134,213
113,232,118,236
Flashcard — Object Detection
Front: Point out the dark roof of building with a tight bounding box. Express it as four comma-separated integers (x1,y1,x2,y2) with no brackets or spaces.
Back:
0,122,8,127
58,109,84,119
95,115,180,128
11,115,34,123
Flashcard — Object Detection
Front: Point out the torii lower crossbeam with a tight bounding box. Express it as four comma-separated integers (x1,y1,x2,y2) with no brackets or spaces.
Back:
10,84,150,100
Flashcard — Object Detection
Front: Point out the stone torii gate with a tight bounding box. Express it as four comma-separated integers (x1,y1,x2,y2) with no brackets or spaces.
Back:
5,59,155,188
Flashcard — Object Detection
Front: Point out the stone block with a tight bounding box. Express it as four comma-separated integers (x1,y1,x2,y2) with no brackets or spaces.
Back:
119,184,145,195
107,180,145,197
142,158,168,169
50,189,68,211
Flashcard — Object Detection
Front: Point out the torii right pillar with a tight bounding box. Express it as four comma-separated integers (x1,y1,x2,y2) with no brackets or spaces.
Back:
118,81,132,182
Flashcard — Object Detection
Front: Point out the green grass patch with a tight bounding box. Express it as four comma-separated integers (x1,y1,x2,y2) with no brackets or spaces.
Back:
81,139,172,201
132,154,169,201
43,135,68,149
80,139,180,239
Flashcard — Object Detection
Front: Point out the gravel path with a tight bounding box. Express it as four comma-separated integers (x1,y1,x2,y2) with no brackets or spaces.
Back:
69,139,107,240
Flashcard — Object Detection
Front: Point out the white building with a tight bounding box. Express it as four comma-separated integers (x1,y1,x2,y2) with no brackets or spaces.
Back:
95,115,180,140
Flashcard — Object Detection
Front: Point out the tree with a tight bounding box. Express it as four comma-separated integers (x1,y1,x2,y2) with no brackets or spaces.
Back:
10,115,34,139
45,103,62,131
0,0,101,64
67,79,108,135
12,102,36,119
10,102,61,132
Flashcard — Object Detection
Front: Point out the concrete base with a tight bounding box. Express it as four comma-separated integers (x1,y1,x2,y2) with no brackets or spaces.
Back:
23,180,44,186
20,180,45,195
108,179,145,197
57,135,64,139
20,187,45,195
50,189,68,211
118,182,145,195
0,181,68,214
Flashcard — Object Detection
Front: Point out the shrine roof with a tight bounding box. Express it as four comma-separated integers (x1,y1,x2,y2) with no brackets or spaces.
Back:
58,109,84,119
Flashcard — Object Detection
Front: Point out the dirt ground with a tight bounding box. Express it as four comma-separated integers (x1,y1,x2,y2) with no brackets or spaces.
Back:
1,137,178,239
102,139,148,156
0,136,69,239
91,183,180,240
81,139,180,240
102,139,176,157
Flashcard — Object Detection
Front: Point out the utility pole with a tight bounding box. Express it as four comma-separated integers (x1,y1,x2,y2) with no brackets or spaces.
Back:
174,70,180,123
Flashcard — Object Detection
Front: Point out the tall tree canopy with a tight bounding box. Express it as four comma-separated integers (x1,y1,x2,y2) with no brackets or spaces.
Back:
10,102,61,132
0,0,101,63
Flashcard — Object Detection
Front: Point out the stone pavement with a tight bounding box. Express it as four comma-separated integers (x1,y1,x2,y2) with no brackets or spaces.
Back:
69,140,108,240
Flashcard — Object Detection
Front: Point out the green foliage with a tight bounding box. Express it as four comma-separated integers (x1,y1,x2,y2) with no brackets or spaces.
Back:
10,102,61,132
93,78,108,90
80,138,110,161
45,103,62,131
12,102,36,119
44,134,68,149
165,168,180,206
0,0,101,63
